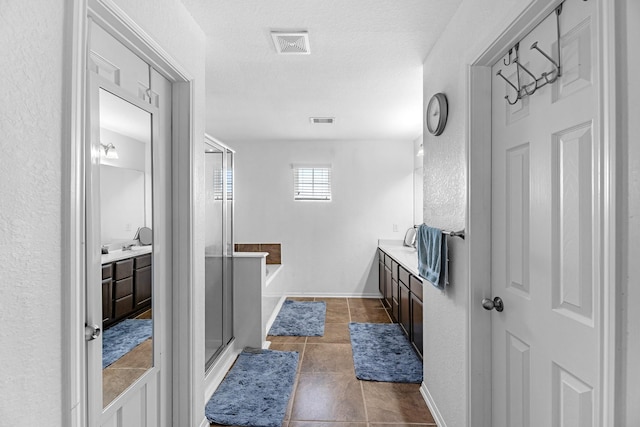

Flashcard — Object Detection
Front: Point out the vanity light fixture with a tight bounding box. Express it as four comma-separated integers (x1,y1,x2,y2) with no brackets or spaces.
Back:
101,142,119,159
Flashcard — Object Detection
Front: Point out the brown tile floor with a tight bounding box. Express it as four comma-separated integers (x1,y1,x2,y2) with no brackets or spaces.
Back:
214,297,435,426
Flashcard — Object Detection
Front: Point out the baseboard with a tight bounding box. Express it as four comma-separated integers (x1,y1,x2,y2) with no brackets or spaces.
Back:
203,340,241,404
264,295,287,336
420,382,447,427
285,292,383,298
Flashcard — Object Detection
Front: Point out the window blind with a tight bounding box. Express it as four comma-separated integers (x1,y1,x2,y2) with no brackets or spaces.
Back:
292,165,331,201
214,169,233,200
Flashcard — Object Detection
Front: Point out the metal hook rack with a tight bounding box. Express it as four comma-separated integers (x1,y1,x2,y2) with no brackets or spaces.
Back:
495,3,563,106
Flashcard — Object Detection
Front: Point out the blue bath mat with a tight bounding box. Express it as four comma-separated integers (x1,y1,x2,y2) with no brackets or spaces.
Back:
268,300,326,336
205,349,299,427
102,319,152,368
349,322,423,383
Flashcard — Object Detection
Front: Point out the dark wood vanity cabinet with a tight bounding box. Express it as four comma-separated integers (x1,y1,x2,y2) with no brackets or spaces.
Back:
391,260,399,322
383,254,393,310
409,275,424,357
399,280,411,334
134,255,152,309
378,248,424,359
378,250,387,307
103,253,152,328
411,293,423,357
102,264,113,324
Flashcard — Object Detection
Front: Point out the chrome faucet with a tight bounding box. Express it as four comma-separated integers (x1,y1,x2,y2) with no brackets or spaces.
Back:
122,243,134,251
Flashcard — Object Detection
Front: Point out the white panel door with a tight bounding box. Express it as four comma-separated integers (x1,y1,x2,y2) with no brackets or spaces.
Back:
490,0,601,426
86,19,172,427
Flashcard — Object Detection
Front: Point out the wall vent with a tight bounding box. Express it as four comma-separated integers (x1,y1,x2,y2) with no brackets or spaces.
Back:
271,31,310,55
309,117,335,124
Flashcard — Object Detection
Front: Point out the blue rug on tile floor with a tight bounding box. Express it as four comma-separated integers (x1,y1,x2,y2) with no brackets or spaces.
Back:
205,349,299,427
102,319,152,369
349,322,423,383
268,300,326,336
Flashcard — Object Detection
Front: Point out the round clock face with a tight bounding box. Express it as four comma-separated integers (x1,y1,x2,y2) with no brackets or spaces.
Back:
426,93,448,136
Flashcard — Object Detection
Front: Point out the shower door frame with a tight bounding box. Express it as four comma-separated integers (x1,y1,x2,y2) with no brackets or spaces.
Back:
204,135,235,370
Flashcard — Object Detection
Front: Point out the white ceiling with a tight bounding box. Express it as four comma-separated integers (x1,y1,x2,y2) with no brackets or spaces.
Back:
181,0,462,142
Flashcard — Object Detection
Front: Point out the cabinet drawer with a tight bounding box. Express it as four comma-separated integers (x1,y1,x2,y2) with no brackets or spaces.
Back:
410,275,423,301
114,277,133,299
378,248,384,261
102,263,112,280
398,265,410,286
114,295,134,318
391,260,399,281
135,253,152,269
384,254,392,269
114,258,134,281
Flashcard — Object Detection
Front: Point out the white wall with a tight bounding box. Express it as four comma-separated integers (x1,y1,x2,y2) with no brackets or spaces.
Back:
0,1,205,425
0,1,65,424
413,135,424,225
233,139,414,296
619,0,640,424
420,1,530,426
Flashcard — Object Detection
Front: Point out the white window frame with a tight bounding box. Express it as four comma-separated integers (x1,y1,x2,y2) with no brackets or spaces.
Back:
292,164,332,201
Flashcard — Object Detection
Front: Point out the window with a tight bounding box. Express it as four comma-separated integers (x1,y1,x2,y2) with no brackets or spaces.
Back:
214,168,233,200
292,164,331,201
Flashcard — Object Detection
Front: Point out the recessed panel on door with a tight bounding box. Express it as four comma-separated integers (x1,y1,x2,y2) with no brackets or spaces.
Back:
506,144,530,297
551,123,594,325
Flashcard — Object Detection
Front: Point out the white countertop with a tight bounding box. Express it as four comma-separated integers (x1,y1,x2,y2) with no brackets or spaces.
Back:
378,239,423,281
101,245,152,264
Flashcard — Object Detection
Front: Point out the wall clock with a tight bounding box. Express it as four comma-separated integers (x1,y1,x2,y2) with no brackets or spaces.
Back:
426,93,448,136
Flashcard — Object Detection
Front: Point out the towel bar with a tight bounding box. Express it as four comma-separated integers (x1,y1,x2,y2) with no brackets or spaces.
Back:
413,225,465,239
442,229,465,239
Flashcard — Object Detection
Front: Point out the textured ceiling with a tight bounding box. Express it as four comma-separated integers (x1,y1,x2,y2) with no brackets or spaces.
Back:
181,0,462,142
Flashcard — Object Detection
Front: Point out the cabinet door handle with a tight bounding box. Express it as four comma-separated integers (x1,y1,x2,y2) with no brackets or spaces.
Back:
85,324,101,341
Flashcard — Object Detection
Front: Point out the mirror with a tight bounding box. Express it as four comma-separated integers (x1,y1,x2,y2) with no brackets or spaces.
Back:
98,88,154,407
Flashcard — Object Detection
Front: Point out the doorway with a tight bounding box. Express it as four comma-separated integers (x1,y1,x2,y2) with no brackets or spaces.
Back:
85,18,172,426
467,0,617,425
64,1,197,425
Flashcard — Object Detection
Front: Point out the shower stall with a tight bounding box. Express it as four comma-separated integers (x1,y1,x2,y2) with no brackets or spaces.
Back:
204,135,234,370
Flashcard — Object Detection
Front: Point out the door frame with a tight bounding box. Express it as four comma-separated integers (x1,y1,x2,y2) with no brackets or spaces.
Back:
466,1,619,426
61,0,198,426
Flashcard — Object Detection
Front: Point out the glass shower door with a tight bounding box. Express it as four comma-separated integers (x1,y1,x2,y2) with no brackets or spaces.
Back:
204,138,234,370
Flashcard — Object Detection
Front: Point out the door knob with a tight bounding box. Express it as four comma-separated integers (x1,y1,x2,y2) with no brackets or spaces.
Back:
482,296,504,312
85,324,101,341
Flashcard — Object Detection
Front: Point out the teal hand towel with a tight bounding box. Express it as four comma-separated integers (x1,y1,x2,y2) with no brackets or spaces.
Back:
416,224,447,289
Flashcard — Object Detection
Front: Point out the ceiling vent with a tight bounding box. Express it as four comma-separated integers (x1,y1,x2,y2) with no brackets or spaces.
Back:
309,117,335,124
271,31,310,55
